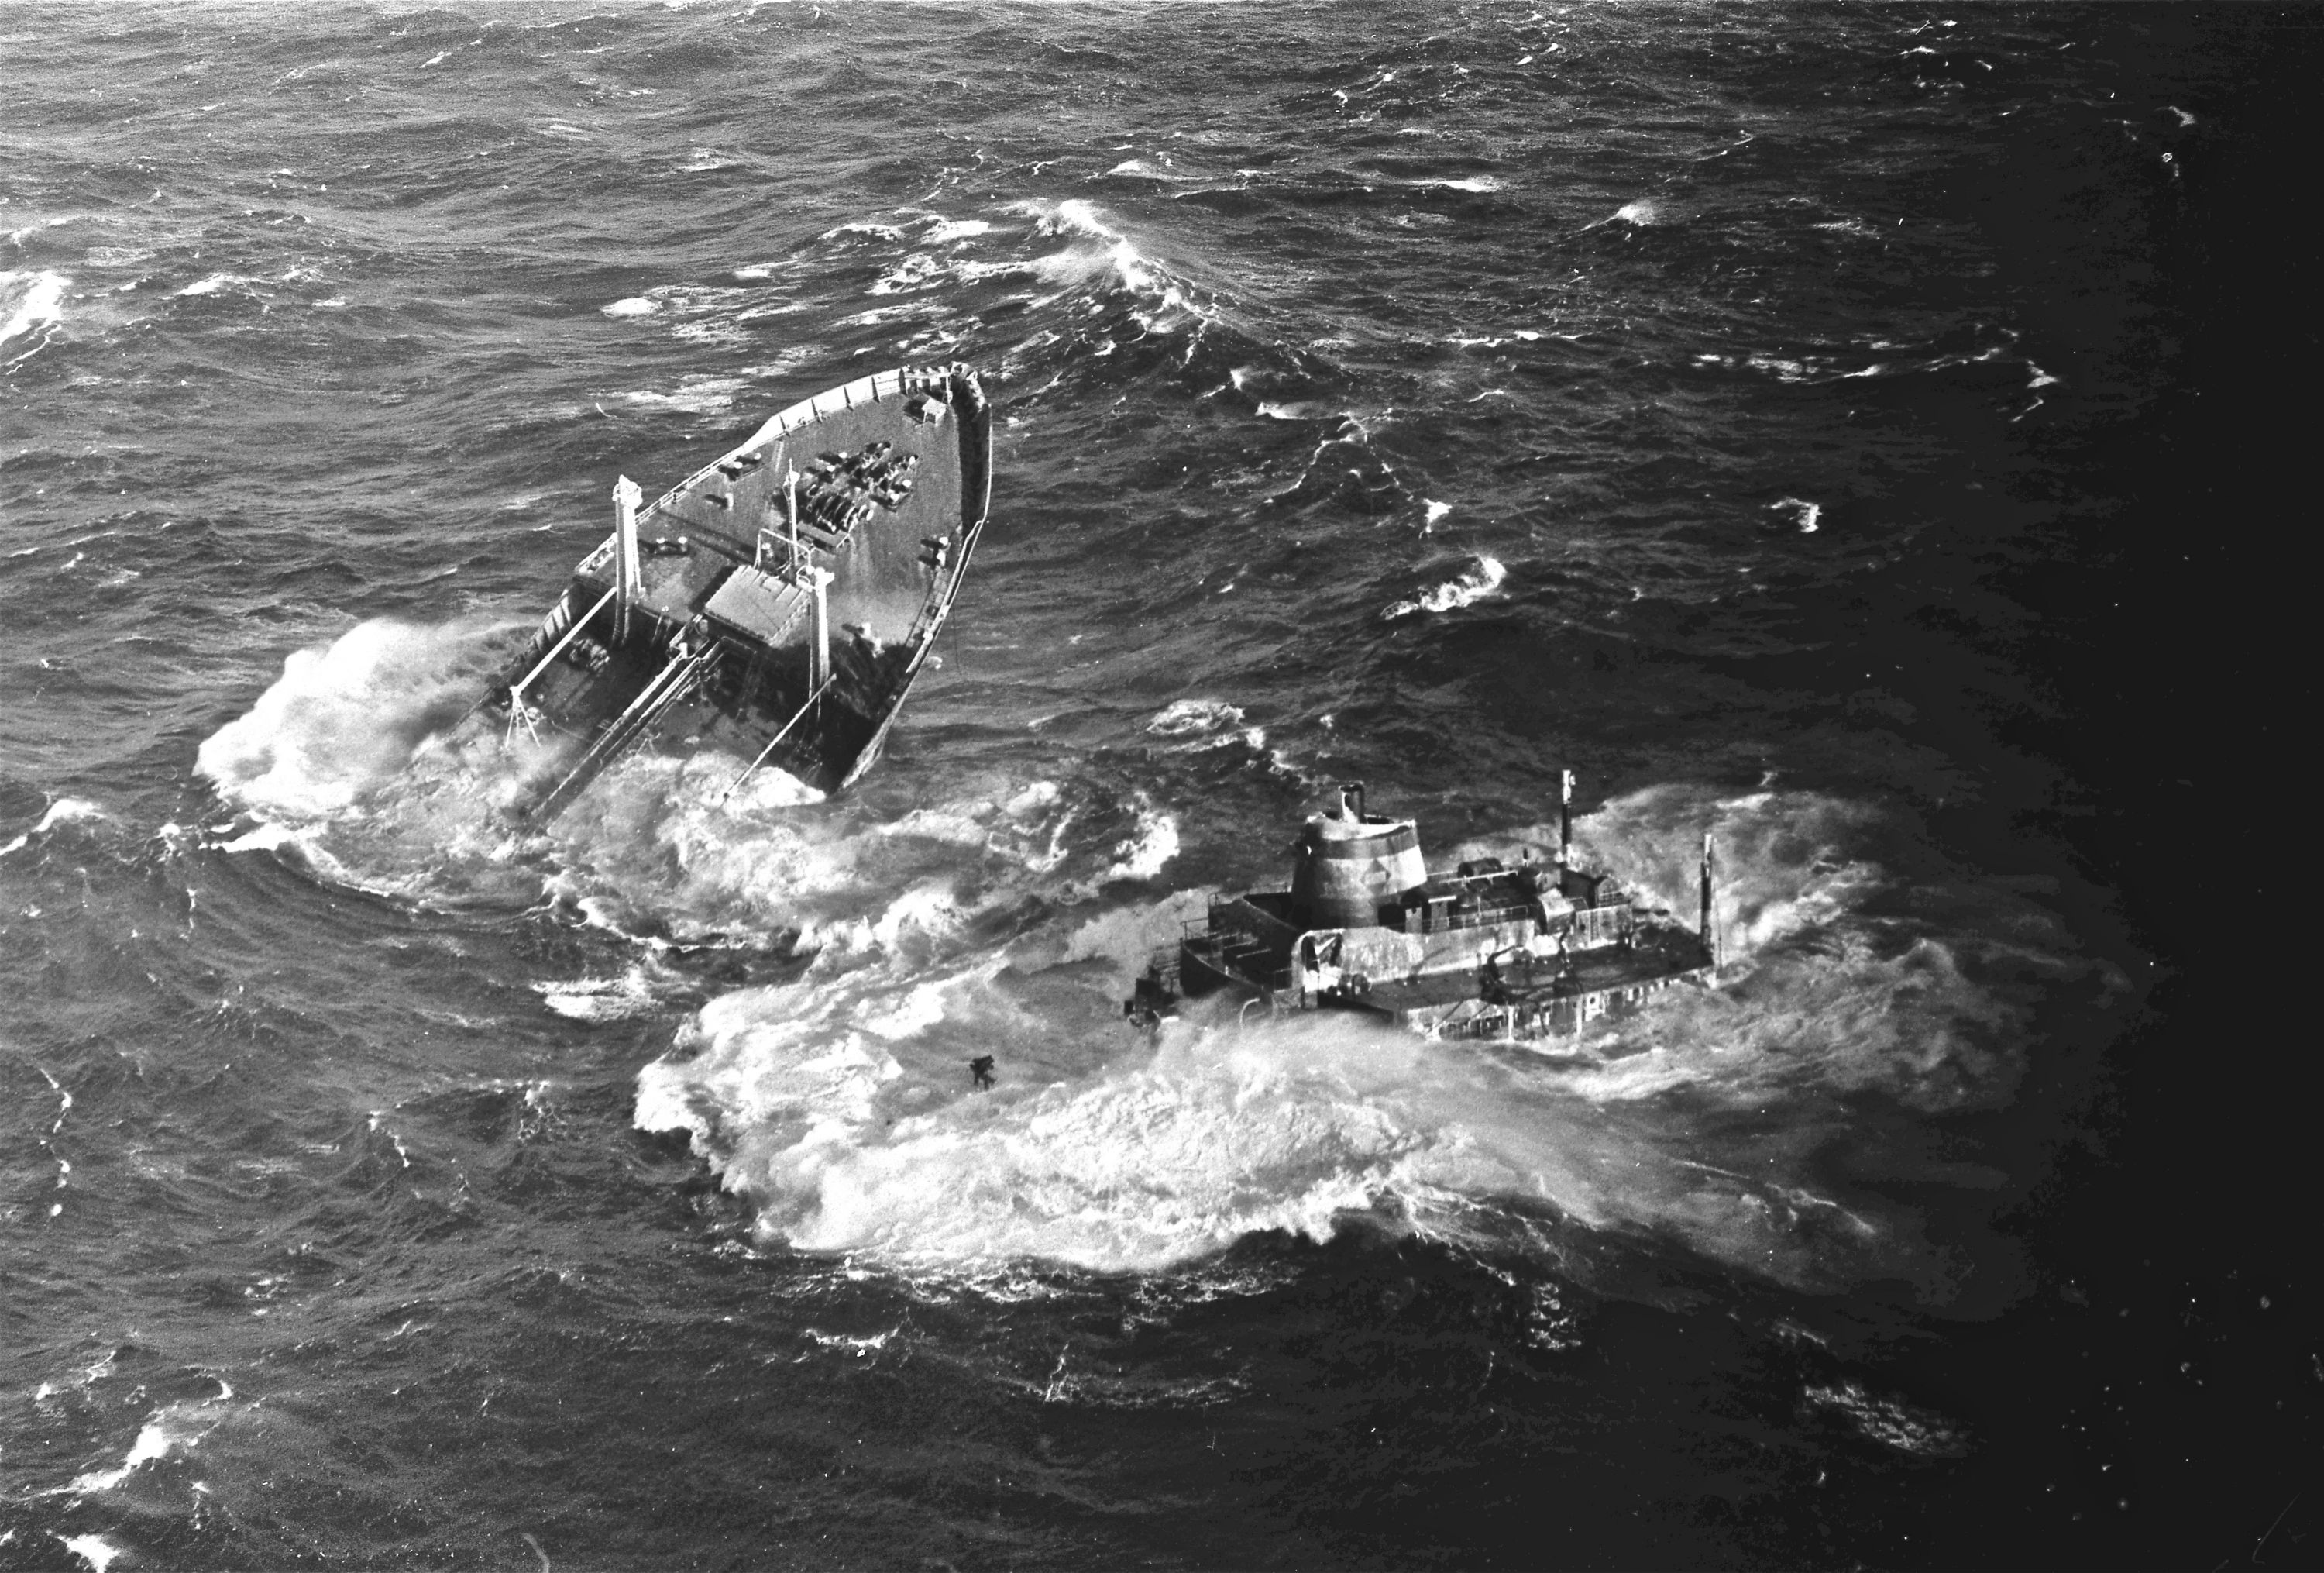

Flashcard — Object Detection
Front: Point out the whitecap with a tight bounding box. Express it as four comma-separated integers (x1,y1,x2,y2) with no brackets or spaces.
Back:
1059,888,1212,978
600,297,659,317
1105,805,1179,883
1804,1381,1969,1457
535,968,664,1022
1770,496,1822,533
173,273,258,298
835,302,924,329
867,252,945,296
66,1382,235,1497
2,797,104,859
217,822,300,855
621,376,741,415
1146,697,1244,737
57,1535,123,1573
820,220,907,244
1105,158,1191,183
1383,555,1507,619
1,269,69,363
37,797,103,832
196,617,517,824
67,1420,176,1494
1065,797,1180,896
1007,198,1206,331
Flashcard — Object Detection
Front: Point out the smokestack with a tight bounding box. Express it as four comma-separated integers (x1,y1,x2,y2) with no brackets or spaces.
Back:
1558,769,1574,867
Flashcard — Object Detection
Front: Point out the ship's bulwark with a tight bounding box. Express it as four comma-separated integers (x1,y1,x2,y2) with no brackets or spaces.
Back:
2,5,2305,1570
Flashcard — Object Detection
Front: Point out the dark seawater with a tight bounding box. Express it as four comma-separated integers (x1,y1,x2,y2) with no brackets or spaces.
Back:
3,4,2315,1568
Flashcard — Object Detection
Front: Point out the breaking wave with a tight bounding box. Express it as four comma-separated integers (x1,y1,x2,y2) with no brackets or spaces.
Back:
0,797,105,859
2,268,69,367
1384,555,1506,619
1147,697,1244,737
1771,495,1822,532
63,1381,235,1497
195,618,518,824
1008,198,1207,335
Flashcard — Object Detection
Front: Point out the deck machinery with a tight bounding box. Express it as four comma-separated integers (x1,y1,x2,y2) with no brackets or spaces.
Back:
1129,778,1719,1043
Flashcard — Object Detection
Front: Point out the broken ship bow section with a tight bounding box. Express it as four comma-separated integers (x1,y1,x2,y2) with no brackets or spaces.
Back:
1130,782,1721,1045
486,363,992,820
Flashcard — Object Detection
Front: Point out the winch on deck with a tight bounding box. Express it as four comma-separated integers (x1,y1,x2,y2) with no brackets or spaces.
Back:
1129,776,1721,1045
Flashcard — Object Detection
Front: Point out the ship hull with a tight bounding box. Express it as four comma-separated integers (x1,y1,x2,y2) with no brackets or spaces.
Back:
468,363,991,821
1138,930,1715,1047
1126,788,1724,1051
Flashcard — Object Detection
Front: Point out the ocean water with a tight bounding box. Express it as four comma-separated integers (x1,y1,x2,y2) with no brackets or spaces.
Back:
3,4,2313,1568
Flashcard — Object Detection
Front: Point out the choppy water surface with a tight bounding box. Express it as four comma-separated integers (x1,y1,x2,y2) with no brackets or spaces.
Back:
3,5,2311,1568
